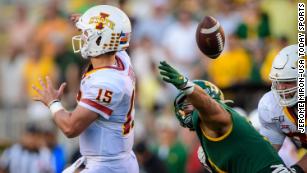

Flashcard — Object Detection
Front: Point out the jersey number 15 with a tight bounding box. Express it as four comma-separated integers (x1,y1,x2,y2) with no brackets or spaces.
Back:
96,89,113,103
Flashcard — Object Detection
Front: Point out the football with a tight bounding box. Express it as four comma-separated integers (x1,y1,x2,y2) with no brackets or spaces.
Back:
196,16,225,59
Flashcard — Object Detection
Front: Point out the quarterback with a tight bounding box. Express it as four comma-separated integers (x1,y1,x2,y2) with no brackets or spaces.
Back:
32,5,138,173
159,61,292,173
258,44,307,173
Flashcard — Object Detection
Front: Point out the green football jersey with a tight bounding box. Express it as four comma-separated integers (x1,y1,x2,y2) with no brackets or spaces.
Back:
192,101,284,173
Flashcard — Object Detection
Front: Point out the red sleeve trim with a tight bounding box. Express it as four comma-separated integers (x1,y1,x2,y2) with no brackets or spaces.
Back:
80,99,113,116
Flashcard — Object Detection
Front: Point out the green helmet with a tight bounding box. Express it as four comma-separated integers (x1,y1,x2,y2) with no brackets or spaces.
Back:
174,80,225,130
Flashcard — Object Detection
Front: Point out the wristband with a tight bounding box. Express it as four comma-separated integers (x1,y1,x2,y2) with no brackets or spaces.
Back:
181,81,195,95
48,100,64,115
290,164,304,173
48,99,60,107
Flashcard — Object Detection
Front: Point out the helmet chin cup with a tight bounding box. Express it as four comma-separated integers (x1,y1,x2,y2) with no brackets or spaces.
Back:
271,80,298,107
272,89,298,107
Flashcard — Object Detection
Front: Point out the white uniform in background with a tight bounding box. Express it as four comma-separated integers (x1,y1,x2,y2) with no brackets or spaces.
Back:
258,91,305,166
0,144,53,173
74,51,138,173
258,44,307,168
259,91,307,148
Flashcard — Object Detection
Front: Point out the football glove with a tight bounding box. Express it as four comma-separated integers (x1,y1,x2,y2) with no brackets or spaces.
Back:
158,61,195,94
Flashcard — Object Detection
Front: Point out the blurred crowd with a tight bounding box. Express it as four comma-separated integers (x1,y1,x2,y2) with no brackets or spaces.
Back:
0,0,302,173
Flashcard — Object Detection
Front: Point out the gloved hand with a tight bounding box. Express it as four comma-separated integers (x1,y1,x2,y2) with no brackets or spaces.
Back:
158,61,195,94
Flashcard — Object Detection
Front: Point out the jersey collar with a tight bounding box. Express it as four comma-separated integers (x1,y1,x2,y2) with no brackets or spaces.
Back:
82,56,125,78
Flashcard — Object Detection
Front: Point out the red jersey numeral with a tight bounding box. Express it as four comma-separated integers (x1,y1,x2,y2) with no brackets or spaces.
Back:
123,90,135,135
96,89,113,103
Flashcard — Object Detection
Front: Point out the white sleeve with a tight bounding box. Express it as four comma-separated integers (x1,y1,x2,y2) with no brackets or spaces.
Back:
78,82,124,119
0,149,10,170
258,102,285,145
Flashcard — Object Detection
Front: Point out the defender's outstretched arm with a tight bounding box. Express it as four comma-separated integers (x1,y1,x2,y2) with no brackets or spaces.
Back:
159,61,231,130
187,84,231,129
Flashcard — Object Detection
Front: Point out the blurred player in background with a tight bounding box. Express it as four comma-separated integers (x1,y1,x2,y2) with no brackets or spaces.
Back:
32,5,138,173
0,123,53,173
159,61,293,173
258,44,307,173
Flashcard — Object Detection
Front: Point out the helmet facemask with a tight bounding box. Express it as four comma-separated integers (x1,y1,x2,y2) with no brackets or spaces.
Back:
72,28,109,59
271,78,298,107
174,93,195,130
72,30,88,55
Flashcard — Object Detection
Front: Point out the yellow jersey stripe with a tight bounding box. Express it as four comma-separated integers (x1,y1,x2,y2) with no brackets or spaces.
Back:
208,158,227,173
201,124,233,142
283,107,296,124
83,68,107,78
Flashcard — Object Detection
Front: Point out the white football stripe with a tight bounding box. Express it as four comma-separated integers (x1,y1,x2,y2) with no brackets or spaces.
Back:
216,32,224,51
200,22,220,34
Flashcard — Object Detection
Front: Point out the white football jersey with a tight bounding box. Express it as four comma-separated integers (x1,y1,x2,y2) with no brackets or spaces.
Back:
77,51,136,158
258,91,307,148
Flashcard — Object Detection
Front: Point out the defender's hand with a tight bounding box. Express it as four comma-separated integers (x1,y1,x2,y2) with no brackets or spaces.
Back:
158,61,187,89
32,76,66,106
159,61,195,95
